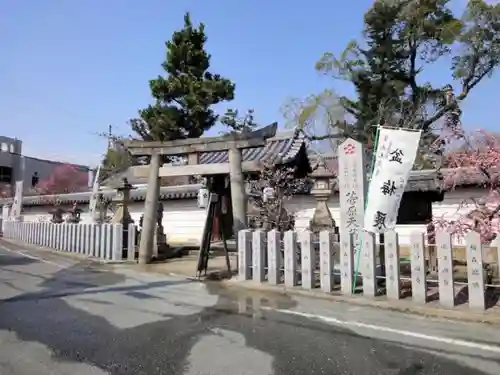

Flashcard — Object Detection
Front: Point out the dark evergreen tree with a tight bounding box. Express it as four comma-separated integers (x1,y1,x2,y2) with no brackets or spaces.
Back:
298,0,500,165
132,13,235,141
220,108,257,135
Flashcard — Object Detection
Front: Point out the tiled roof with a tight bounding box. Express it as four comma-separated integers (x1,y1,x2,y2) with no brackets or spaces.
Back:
0,184,201,207
199,129,305,165
313,154,497,192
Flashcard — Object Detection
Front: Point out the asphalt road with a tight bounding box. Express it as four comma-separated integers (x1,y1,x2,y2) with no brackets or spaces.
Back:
1,241,500,375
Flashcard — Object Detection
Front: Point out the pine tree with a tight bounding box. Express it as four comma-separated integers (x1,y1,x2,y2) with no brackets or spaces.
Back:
132,13,235,141
299,0,500,162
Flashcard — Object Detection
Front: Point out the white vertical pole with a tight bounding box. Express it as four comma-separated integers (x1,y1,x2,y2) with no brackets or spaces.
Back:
238,230,252,281
252,230,266,282
267,230,281,285
319,230,335,293
300,230,315,290
283,230,298,287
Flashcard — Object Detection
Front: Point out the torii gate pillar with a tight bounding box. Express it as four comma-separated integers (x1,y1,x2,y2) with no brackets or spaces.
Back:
139,152,161,264
228,146,247,234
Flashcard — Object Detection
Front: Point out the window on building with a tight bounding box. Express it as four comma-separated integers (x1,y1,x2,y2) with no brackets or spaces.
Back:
32,172,39,187
0,166,13,183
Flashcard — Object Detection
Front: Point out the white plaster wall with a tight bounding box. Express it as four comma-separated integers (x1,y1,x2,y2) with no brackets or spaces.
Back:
16,187,486,247
432,187,487,245
432,188,485,221
20,200,208,247
284,194,426,245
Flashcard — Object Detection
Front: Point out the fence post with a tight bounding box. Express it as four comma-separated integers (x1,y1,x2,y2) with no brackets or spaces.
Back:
252,230,266,282
73,224,79,252
283,230,298,287
384,230,401,300
362,230,377,297
127,223,136,261
436,231,455,308
267,230,281,285
466,231,486,311
105,224,113,260
78,224,83,253
99,224,107,259
46,223,52,248
340,233,355,295
319,230,335,293
53,224,58,249
46,223,51,248
41,222,46,246
39,222,45,247
26,222,31,244
35,222,40,245
58,224,63,250
80,224,87,253
46,222,51,247
112,224,124,261
43,222,48,247
74,224,81,253
93,224,100,257
237,230,252,281
410,232,427,304
69,224,75,252
300,230,315,290
84,224,91,255
63,224,70,251
37,222,42,246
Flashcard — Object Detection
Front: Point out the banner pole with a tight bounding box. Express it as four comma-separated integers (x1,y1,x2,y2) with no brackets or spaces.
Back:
351,126,381,294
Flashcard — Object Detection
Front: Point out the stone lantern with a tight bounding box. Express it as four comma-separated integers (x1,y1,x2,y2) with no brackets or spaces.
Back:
110,178,134,226
111,178,136,259
309,159,337,234
49,200,66,224
67,202,82,223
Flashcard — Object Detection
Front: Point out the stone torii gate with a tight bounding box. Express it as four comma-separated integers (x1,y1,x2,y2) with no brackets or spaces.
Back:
124,124,278,264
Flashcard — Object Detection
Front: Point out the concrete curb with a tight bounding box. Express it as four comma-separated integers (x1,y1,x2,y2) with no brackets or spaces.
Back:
218,280,500,326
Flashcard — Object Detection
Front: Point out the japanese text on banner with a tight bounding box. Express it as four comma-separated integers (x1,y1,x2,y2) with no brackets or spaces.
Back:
364,128,421,233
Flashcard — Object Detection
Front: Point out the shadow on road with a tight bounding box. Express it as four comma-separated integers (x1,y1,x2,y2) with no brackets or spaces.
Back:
0,254,38,267
0,255,496,375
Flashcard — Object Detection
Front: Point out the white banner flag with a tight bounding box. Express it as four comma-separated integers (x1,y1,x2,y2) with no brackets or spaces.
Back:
364,127,422,233
88,165,101,222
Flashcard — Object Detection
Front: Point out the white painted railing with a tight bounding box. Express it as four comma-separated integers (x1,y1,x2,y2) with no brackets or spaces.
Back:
238,229,500,312
2,221,137,262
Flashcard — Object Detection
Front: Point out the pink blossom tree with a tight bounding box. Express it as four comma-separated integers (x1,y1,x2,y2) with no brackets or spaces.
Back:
434,129,500,243
33,164,89,196
0,183,12,199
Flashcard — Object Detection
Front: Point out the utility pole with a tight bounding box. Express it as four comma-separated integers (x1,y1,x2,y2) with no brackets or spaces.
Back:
107,125,113,149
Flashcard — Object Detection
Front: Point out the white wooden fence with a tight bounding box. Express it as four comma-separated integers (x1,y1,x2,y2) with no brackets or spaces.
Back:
238,229,500,311
2,221,137,262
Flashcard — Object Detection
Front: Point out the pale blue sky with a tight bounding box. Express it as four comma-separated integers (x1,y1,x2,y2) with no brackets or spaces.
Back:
1,0,499,167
